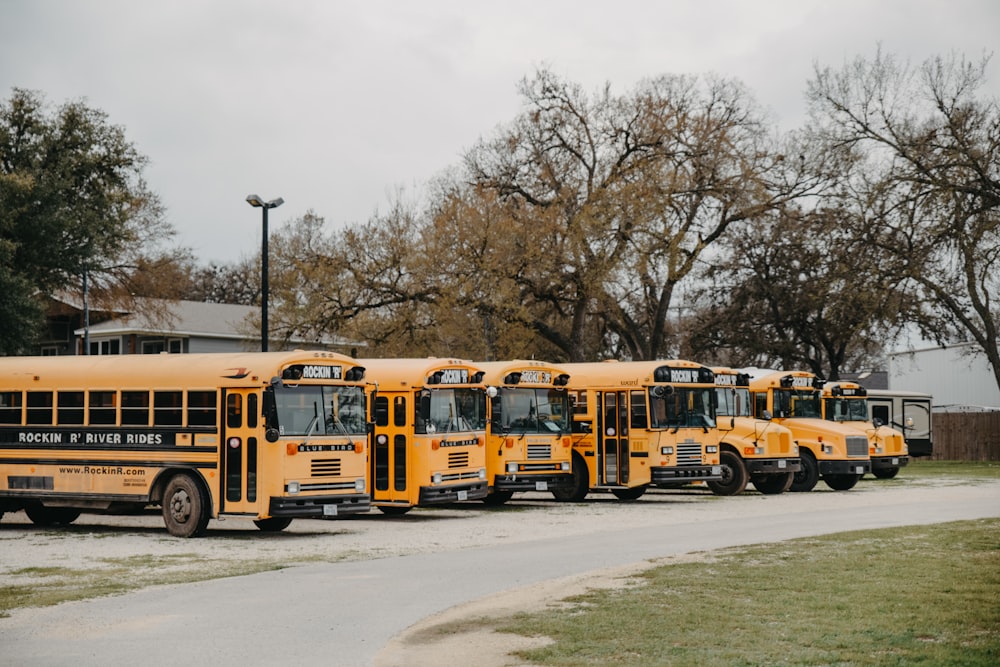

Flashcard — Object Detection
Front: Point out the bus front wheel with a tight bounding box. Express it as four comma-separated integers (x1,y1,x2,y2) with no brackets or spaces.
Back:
707,450,748,496
483,490,515,506
551,455,588,502
611,486,646,501
254,517,293,532
378,505,412,516
790,451,819,492
162,474,210,538
823,473,861,491
751,472,793,495
873,467,900,479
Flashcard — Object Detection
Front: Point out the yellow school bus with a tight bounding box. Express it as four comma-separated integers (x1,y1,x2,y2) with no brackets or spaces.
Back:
749,370,871,491
0,351,371,537
554,360,723,501
362,358,488,514
822,381,909,479
477,360,574,504
709,367,799,495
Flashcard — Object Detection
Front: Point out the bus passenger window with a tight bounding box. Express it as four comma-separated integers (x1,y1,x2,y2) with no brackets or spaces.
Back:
121,391,150,426
88,391,117,425
374,396,389,427
0,391,22,425
26,391,54,425
57,391,85,425
187,391,218,427
630,390,648,429
154,391,183,426
393,396,407,427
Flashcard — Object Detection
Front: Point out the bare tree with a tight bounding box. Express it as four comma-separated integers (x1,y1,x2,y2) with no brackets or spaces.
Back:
807,50,1000,392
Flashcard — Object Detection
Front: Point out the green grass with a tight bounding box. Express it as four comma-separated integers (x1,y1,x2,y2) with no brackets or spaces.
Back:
497,519,1000,666
904,459,1000,478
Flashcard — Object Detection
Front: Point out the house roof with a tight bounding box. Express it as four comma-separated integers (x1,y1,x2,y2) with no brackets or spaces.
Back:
74,299,256,340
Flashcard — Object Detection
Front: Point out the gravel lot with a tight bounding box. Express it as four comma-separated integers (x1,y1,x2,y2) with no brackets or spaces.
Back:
3,475,998,666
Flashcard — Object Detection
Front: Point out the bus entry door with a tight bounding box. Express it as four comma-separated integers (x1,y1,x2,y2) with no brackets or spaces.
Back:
221,389,261,515
597,391,630,486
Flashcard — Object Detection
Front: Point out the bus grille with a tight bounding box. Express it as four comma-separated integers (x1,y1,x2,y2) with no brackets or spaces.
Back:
527,444,551,460
676,441,703,466
448,451,469,468
312,458,342,477
846,436,868,458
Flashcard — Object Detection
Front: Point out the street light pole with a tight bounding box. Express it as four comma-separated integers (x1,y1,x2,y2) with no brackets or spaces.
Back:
246,194,284,352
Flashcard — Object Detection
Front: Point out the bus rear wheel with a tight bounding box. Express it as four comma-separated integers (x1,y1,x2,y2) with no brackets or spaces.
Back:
162,473,210,538
873,467,900,479
823,473,861,491
751,472,794,495
25,505,81,526
254,517,293,532
790,451,819,492
707,450,748,496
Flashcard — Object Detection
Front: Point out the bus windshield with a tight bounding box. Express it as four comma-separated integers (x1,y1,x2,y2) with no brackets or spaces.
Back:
775,389,821,418
715,387,752,418
417,388,487,434
825,398,869,422
495,388,571,434
274,384,367,436
649,387,717,429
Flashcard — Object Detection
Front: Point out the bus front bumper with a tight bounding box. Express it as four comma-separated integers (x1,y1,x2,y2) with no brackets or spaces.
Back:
268,493,371,518
818,460,871,476
418,481,489,505
651,465,723,487
492,473,575,493
871,455,910,471
747,457,802,475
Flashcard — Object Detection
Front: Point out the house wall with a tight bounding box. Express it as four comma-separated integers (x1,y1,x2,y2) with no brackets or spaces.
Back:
889,343,1000,409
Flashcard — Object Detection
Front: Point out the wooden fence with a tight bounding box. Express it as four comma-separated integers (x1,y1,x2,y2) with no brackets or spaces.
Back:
931,412,1000,461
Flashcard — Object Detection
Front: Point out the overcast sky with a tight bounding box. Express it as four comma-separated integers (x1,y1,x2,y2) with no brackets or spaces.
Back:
2,0,998,265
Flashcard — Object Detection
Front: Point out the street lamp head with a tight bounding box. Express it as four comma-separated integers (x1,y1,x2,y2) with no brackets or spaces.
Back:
246,194,284,209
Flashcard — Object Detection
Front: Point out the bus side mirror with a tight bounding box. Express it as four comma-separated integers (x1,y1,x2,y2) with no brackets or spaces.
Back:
419,392,431,421
265,428,280,443
762,410,773,420
873,417,884,428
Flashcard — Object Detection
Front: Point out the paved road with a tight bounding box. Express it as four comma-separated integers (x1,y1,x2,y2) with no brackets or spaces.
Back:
2,481,998,666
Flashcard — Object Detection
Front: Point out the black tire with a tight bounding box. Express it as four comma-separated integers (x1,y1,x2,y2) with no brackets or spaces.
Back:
751,472,794,495
551,454,589,502
25,505,81,526
824,473,861,491
873,467,900,479
482,490,515,506
707,450,748,496
377,505,412,516
162,473,210,537
254,517,293,532
611,486,647,501
790,450,819,492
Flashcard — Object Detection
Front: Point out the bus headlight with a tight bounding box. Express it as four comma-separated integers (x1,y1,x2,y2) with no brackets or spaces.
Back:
561,461,570,471
661,446,674,455
478,468,487,480
506,462,518,474
354,478,365,493
706,445,718,454
287,481,301,495
432,472,443,484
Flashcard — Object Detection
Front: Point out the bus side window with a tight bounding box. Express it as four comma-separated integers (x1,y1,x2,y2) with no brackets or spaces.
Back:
374,396,389,427
154,391,183,427
187,390,218,427
630,390,647,429
871,404,889,426
57,391,85,425
393,396,406,427
122,391,150,426
247,393,258,428
0,391,23,424
88,391,117,425
227,394,243,429
26,391,54,425
753,392,767,419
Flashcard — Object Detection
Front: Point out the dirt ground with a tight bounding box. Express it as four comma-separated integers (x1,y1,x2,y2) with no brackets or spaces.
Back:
1,476,994,666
